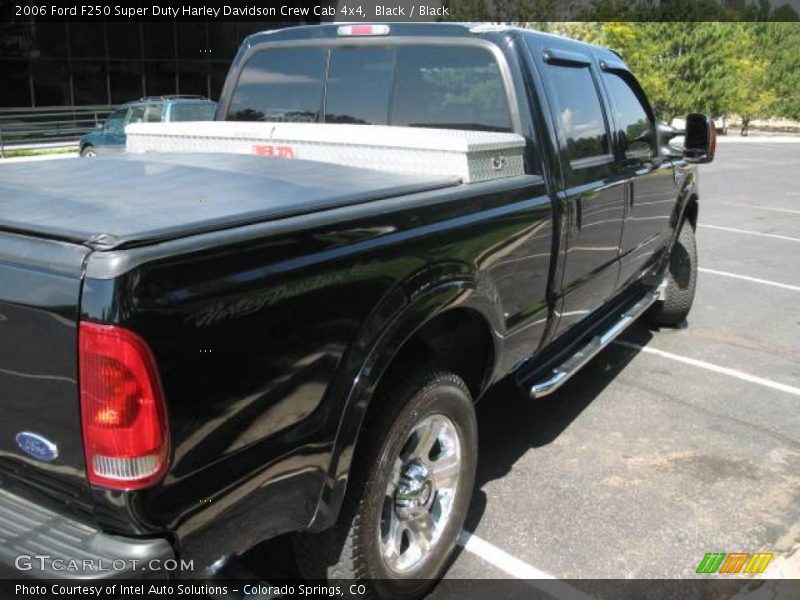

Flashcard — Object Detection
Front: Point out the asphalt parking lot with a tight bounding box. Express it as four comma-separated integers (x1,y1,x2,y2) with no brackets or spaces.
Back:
436,140,800,591
238,140,800,597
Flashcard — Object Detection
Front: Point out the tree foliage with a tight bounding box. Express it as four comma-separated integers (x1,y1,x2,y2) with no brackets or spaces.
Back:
758,23,800,119
441,2,800,123
573,22,793,122
502,21,798,122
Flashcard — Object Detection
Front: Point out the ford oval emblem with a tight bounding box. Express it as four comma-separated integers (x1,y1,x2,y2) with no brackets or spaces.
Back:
15,432,59,462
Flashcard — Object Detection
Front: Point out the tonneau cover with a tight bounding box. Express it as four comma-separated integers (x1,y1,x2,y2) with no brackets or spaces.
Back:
0,153,460,249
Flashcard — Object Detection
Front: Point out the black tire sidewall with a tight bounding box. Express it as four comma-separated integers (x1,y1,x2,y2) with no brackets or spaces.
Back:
671,221,697,290
359,375,477,599
649,220,698,326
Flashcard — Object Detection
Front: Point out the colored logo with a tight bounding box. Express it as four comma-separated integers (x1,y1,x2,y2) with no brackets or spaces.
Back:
696,552,773,574
15,431,59,462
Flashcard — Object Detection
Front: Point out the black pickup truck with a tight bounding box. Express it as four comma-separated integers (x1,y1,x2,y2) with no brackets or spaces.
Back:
0,23,714,597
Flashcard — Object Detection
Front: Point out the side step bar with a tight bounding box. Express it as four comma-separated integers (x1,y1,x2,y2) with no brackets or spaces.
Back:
529,290,659,399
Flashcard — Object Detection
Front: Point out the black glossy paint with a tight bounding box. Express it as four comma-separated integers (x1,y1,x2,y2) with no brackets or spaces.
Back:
0,23,698,570
80,174,554,561
0,234,95,518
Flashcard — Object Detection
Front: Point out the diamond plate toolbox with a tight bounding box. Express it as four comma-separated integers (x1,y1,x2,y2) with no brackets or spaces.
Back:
125,122,526,184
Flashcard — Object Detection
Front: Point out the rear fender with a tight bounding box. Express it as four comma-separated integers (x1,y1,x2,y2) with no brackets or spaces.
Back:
307,266,503,531
653,164,698,281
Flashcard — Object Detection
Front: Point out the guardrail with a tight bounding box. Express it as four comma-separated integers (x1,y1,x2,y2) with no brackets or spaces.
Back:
0,106,114,157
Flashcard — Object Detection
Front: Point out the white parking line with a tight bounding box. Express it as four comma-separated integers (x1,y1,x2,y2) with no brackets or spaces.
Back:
615,341,800,398
720,202,800,215
0,153,77,163
458,531,596,599
698,268,800,293
716,136,800,144
458,531,556,579
699,224,800,243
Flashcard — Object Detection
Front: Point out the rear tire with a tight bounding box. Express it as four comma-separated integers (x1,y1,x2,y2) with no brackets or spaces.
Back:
80,145,96,157
648,219,698,327
294,368,477,599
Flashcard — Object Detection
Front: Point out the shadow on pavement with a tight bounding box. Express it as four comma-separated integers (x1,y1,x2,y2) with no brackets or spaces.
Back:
464,322,656,532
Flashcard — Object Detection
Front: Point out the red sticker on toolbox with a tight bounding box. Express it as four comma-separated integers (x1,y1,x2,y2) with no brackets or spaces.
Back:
252,144,296,158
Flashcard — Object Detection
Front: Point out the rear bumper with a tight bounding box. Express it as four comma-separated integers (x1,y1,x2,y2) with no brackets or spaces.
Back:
0,487,174,579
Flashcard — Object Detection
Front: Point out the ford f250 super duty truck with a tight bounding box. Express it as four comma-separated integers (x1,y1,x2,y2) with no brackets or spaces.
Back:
0,23,714,598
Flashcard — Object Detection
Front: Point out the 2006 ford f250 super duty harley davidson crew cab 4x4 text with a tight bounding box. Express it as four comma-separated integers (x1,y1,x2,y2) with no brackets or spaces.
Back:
0,23,714,597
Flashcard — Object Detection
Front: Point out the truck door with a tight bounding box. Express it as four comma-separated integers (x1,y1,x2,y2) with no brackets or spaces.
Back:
541,52,626,336
600,67,676,289
97,107,129,154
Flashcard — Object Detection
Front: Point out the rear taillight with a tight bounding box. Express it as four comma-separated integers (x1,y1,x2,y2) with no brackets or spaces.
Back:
79,322,169,490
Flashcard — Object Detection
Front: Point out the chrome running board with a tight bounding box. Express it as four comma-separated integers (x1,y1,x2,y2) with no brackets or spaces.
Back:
529,290,659,399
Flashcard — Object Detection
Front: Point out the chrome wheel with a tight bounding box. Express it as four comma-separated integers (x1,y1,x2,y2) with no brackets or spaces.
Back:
378,414,462,574
81,147,96,157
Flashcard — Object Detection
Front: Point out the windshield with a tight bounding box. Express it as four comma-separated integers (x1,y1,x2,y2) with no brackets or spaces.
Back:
169,103,217,122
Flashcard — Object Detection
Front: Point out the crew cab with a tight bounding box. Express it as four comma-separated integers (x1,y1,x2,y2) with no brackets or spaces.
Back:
0,23,714,596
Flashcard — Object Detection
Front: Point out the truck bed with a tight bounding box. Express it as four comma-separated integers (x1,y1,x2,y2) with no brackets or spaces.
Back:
0,153,460,249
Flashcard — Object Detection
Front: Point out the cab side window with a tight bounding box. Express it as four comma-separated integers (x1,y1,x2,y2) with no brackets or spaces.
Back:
127,106,146,125
546,64,611,167
144,103,163,123
603,71,653,160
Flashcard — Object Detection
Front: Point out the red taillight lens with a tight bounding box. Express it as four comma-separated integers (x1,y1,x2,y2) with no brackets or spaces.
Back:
79,322,169,490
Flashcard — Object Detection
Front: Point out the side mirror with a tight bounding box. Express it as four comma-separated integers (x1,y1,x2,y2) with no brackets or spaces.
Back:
683,113,716,164
656,121,682,158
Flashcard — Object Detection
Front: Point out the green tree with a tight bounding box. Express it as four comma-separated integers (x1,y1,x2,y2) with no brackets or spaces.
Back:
590,22,670,115
757,23,800,120
727,24,776,133
437,10,800,125
634,24,740,120
588,23,774,124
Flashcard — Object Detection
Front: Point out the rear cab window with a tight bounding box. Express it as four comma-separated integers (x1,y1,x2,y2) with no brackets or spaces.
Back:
227,48,326,122
226,44,513,133
391,46,511,132
325,48,394,125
